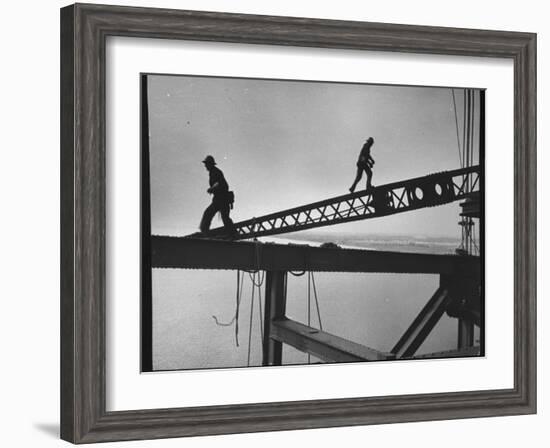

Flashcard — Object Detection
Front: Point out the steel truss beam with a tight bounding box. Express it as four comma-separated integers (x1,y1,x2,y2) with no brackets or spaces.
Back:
206,165,480,239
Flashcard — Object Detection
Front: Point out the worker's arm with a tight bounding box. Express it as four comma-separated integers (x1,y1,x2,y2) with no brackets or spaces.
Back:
207,182,220,194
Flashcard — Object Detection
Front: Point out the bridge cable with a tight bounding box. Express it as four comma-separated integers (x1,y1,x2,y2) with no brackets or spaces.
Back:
462,89,467,169
451,89,463,168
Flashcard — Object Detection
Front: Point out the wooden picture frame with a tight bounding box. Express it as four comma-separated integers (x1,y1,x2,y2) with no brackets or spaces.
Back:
60,3,536,443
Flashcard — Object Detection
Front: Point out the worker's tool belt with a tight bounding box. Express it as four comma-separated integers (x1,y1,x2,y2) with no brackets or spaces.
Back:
227,191,235,209
213,190,235,208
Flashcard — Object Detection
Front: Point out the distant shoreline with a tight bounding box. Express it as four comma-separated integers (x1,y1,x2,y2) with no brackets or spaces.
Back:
264,233,462,255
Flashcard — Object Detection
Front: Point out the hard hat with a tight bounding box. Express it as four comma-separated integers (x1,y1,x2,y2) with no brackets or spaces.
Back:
202,155,216,165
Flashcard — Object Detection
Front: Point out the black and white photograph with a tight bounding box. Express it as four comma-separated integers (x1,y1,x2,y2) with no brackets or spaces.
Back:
141,74,484,372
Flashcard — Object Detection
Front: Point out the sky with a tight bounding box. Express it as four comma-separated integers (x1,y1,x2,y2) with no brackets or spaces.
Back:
146,74,481,239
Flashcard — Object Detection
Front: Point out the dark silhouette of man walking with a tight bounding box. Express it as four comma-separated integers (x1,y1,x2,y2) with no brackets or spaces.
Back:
349,137,375,193
199,155,236,235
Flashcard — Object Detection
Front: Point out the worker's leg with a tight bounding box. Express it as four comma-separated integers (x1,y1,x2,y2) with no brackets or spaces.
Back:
199,202,217,232
365,166,373,189
349,165,363,192
219,202,236,234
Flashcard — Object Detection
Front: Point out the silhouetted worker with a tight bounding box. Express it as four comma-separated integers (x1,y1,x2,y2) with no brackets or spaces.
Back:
349,137,375,193
199,155,236,235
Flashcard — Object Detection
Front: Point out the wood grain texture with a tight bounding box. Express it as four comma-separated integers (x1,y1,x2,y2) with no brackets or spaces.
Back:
60,3,537,444
60,4,75,441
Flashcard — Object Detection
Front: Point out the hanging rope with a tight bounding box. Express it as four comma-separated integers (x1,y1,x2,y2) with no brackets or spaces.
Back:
211,241,267,364
304,271,325,364
246,272,256,367
246,240,267,366
310,271,323,331
212,270,245,347
248,271,265,286
244,270,266,366
257,276,264,341
242,240,266,280
251,240,264,354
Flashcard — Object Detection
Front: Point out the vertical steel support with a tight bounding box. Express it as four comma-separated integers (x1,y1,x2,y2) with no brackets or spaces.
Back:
262,271,288,366
458,319,475,349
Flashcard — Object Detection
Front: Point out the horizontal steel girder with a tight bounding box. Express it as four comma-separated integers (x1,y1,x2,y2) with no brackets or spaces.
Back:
151,236,481,274
270,318,394,363
206,165,480,239
407,346,481,359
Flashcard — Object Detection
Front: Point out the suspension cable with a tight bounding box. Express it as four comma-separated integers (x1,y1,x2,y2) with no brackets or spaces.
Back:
462,89,466,168
451,89,463,168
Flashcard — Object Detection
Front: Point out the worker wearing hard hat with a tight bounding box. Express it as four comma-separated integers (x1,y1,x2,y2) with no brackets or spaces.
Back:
349,137,375,193
199,155,236,235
